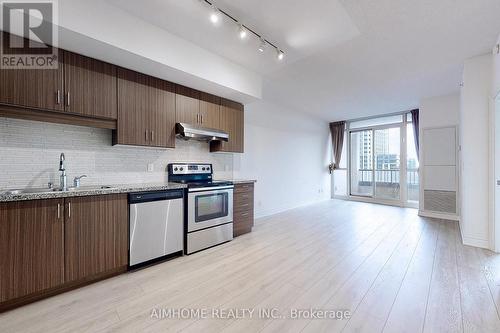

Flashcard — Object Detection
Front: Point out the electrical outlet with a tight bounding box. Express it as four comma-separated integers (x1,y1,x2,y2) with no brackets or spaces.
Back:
147,163,154,172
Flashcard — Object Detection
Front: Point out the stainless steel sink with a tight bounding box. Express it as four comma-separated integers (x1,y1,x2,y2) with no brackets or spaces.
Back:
2,188,57,195
2,185,116,195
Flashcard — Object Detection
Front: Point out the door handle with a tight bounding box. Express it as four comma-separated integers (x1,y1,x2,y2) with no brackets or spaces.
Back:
196,114,199,123
145,130,148,142
57,203,60,219
65,92,70,107
151,130,154,142
56,90,61,105
68,202,71,218
201,114,203,124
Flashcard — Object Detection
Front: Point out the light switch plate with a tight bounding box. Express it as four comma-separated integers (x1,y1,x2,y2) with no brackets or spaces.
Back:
147,163,154,172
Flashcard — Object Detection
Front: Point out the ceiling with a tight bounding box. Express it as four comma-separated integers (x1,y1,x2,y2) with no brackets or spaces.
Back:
107,0,500,121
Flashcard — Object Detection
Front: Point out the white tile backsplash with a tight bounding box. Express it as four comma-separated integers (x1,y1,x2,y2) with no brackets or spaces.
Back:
0,118,234,189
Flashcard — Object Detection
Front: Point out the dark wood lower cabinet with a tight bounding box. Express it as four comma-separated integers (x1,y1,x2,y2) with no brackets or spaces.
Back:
233,183,254,237
64,194,128,282
0,194,128,312
0,199,65,303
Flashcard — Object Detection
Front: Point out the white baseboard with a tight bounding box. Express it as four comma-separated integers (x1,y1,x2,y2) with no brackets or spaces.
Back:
451,215,490,250
418,210,460,221
462,235,490,249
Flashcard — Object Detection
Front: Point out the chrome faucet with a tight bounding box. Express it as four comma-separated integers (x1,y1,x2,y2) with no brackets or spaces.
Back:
59,153,67,191
73,175,87,188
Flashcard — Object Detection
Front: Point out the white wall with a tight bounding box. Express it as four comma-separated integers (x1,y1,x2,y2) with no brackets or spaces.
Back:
232,101,331,218
494,34,500,97
420,94,460,129
419,93,460,219
460,54,493,249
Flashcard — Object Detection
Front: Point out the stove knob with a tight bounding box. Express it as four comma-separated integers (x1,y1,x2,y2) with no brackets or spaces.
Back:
180,167,184,171
174,167,178,171
202,167,206,171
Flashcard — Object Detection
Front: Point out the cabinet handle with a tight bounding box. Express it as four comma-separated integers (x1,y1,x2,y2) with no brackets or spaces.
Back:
145,130,148,141
201,114,203,123
68,202,71,218
196,114,199,123
65,92,70,106
57,203,60,219
151,130,154,142
56,90,61,104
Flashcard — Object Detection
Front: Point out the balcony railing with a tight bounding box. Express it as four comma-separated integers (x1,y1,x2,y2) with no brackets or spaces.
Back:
357,168,419,185
353,168,419,201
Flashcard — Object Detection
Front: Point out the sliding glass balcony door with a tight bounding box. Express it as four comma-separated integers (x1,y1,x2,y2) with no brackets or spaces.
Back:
349,126,402,201
341,113,419,207
374,127,401,200
349,130,373,196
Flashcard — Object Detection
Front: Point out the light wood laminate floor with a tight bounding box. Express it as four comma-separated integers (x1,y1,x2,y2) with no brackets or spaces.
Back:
1,199,500,333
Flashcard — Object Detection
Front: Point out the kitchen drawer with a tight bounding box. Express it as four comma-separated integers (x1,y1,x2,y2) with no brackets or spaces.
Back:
234,194,254,212
234,183,254,194
233,210,254,237
232,182,254,237
234,209,253,221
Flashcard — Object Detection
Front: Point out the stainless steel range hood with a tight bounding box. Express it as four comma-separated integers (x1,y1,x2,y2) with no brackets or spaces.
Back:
175,123,229,142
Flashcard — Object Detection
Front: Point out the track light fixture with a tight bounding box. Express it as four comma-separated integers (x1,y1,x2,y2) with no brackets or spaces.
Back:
209,5,220,24
258,38,266,53
276,49,284,60
238,24,247,39
202,0,285,61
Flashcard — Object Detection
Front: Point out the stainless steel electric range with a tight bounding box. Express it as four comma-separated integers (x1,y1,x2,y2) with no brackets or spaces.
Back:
167,163,233,254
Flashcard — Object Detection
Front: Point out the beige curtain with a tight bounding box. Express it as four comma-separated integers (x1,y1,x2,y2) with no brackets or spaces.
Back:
329,121,346,171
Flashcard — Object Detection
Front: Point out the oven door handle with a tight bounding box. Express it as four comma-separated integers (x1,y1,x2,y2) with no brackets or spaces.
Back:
188,186,234,192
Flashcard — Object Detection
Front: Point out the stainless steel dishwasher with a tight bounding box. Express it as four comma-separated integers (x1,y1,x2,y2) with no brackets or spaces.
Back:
129,189,184,268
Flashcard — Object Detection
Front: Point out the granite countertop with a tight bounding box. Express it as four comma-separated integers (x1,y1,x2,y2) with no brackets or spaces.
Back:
216,179,257,184
0,182,187,203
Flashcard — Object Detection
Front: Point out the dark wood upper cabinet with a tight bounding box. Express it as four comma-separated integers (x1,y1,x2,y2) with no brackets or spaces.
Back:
63,52,117,119
64,194,128,283
176,87,221,128
148,77,176,148
176,85,200,125
210,98,244,153
0,199,64,303
115,68,175,148
199,92,220,129
0,33,64,111
116,68,150,146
